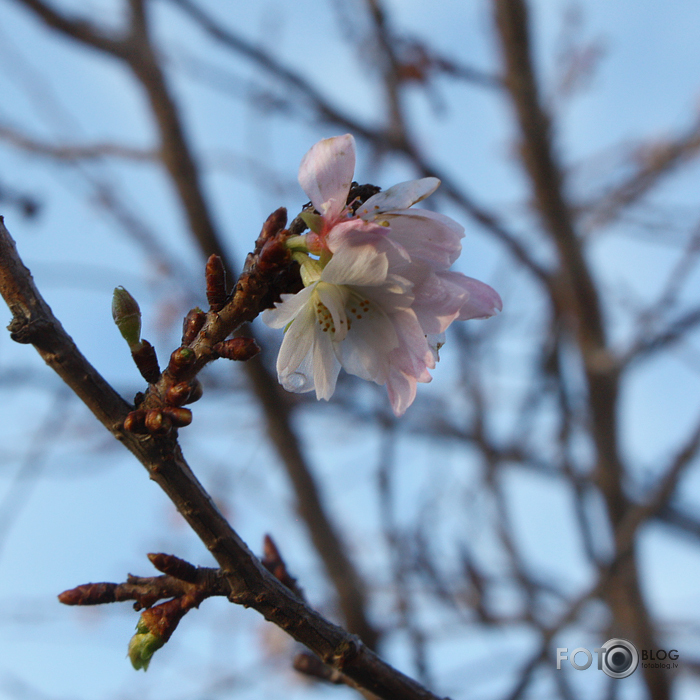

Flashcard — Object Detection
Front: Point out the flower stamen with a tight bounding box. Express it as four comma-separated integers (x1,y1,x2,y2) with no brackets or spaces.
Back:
314,299,336,335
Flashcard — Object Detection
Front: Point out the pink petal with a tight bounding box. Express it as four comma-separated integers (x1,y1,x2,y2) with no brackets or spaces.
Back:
328,219,411,271
386,368,418,417
298,134,355,221
411,271,471,335
388,309,435,380
441,272,503,319
383,210,464,270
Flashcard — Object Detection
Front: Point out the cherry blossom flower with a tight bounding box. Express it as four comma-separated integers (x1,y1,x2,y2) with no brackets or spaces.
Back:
262,134,502,416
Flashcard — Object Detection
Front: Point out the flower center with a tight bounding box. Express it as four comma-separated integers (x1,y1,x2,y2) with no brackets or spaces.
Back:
313,289,373,339
314,299,336,334
347,295,371,322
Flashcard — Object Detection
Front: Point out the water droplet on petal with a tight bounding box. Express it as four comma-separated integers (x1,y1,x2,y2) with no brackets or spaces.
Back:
286,372,312,391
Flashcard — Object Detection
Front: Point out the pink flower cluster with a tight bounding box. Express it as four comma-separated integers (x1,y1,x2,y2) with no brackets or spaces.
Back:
263,134,501,416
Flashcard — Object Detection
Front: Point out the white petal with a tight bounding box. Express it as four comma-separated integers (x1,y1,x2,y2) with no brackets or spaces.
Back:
333,300,397,384
276,300,341,400
262,286,316,329
298,134,355,221
276,302,316,391
311,328,341,400
322,239,389,287
280,352,317,393
357,178,440,218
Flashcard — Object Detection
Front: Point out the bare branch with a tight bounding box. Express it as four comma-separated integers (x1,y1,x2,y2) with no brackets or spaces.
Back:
0,124,157,161
0,217,446,700
615,414,700,555
623,307,700,366
492,3,668,698
6,0,379,644
584,116,700,231
168,0,379,142
9,0,128,54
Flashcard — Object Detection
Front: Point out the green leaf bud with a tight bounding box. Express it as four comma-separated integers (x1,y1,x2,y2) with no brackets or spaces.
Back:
128,620,165,671
112,287,142,349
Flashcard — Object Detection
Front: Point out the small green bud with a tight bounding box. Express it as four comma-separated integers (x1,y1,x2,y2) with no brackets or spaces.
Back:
299,210,324,233
128,619,165,671
112,287,142,348
285,234,310,251
292,252,323,287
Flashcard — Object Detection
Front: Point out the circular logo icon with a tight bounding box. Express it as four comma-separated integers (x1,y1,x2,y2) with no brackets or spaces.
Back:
601,638,639,679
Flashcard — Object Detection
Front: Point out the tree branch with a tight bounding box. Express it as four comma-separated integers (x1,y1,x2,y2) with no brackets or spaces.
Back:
0,216,446,700
492,2,667,698
8,0,379,645
0,124,156,161
9,0,128,54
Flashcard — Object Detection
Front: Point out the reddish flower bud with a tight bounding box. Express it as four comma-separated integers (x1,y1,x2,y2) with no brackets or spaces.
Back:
261,533,303,599
145,410,171,435
124,410,147,433
205,255,227,311
259,207,288,245
166,381,191,406
162,407,192,428
185,380,203,404
132,340,161,384
258,238,290,271
181,308,206,345
148,553,199,583
58,582,119,606
165,379,203,406
168,347,196,376
212,337,260,362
